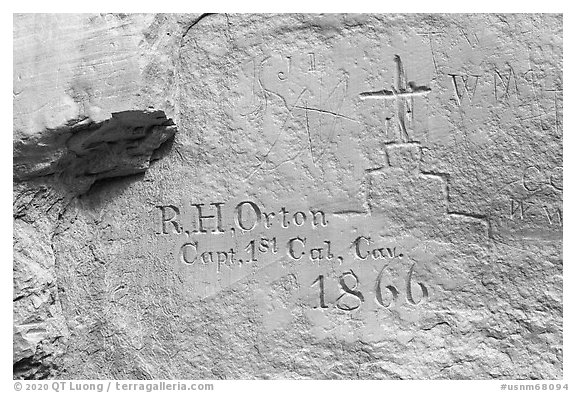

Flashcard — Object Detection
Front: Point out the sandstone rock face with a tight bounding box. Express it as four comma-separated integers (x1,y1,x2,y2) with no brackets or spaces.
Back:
13,14,562,379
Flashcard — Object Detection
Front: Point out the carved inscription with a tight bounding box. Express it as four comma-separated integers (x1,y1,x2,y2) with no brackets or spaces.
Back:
155,200,432,310
493,67,520,101
491,165,563,240
312,261,429,311
448,73,480,106
508,166,563,227
522,166,562,192
308,53,316,72
277,55,291,81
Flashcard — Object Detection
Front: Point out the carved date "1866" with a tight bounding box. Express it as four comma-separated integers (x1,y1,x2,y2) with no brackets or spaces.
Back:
311,264,429,311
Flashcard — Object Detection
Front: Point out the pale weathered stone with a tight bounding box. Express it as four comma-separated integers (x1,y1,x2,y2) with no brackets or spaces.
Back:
13,13,562,379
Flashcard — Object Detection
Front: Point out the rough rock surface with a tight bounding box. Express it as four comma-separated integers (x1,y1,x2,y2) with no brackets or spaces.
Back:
13,14,562,379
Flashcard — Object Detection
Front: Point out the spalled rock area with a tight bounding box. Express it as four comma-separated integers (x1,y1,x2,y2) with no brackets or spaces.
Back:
13,110,176,378
13,14,562,380
14,110,177,195
13,13,182,379
13,111,178,377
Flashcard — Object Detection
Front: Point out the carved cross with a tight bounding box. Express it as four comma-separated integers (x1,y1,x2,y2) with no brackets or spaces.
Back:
360,55,431,142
